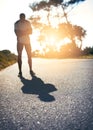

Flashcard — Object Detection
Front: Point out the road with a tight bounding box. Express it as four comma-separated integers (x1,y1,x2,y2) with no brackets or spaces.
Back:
0,58,93,130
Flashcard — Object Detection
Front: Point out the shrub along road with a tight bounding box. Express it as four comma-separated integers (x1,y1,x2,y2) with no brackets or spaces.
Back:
0,58,93,130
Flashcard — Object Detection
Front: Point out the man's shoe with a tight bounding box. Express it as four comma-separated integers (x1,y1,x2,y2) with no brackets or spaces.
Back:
30,70,35,77
18,72,22,77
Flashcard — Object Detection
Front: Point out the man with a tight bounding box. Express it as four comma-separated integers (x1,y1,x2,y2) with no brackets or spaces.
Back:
14,13,35,77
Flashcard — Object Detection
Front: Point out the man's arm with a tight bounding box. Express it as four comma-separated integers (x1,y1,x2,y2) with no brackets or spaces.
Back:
14,29,23,37
26,21,32,35
14,22,23,37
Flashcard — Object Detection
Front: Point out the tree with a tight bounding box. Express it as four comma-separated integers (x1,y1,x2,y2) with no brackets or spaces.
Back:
83,47,93,55
29,0,86,57
58,23,86,48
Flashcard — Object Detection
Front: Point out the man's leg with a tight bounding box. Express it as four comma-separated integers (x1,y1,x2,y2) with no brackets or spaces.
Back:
25,44,32,70
17,43,23,75
25,44,35,76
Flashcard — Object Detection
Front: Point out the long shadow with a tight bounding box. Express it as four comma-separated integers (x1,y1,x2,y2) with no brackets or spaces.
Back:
20,76,57,102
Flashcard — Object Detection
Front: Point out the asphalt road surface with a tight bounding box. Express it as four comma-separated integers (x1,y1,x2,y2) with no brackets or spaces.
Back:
0,58,93,130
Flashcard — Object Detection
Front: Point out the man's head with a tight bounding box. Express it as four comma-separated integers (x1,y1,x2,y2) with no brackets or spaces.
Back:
20,13,26,20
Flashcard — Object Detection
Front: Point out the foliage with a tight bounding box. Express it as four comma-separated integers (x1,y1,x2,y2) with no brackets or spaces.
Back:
29,0,86,11
29,0,88,58
83,47,93,55
0,50,17,70
32,46,93,58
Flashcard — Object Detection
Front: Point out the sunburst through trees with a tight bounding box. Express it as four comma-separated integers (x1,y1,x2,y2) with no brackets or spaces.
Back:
29,0,86,58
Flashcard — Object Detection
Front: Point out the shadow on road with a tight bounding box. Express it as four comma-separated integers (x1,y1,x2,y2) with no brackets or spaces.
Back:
20,76,57,102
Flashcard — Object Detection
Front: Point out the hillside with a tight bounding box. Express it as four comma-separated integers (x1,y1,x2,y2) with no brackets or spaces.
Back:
0,50,17,70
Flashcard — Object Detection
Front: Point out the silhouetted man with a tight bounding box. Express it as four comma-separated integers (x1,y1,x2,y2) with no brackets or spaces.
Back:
14,13,35,77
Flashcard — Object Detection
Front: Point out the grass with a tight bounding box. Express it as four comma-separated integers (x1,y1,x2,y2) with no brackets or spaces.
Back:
0,50,17,71
79,55,93,59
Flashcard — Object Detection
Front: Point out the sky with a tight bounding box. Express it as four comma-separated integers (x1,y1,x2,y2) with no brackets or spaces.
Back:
0,0,93,54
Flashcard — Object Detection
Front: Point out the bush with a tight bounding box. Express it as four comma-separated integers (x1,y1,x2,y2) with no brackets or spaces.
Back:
0,50,17,70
